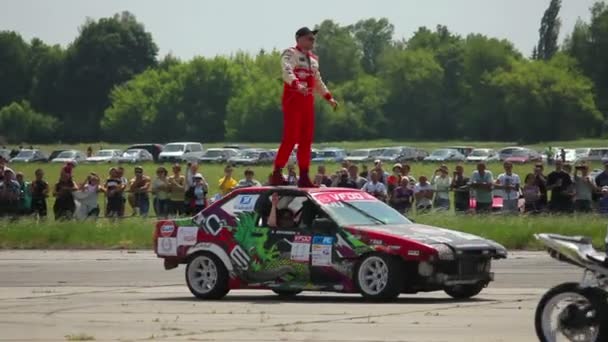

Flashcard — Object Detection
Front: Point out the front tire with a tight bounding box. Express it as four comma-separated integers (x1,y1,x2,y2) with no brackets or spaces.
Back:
186,253,229,300
444,282,486,299
355,254,403,302
535,282,608,342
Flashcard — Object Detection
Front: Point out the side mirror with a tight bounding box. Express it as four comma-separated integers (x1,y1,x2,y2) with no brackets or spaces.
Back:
312,218,338,234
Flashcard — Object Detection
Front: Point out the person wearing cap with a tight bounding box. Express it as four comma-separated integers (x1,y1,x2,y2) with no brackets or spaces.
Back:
129,166,151,217
185,173,208,214
270,26,338,188
237,169,262,188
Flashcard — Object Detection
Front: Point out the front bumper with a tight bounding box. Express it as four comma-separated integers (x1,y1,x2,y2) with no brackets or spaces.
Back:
421,257,494,286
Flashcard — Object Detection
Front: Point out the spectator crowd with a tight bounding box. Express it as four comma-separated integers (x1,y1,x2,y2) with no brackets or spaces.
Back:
1,155,608,221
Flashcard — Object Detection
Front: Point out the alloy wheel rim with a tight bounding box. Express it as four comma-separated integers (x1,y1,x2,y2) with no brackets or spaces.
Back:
188,256,218,294
358,256,389,295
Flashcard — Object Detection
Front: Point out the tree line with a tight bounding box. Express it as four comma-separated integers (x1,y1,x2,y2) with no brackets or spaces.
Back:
1,2,608,144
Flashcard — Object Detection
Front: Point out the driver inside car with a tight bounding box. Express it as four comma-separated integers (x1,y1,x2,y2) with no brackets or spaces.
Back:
267,192,301,229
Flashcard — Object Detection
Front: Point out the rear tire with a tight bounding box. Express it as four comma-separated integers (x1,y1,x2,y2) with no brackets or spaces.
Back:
185,253,229,300
444,282,486,299
355,254,403,302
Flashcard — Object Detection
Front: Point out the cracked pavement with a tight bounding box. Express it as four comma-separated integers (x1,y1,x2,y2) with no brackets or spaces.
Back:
0,250,579,341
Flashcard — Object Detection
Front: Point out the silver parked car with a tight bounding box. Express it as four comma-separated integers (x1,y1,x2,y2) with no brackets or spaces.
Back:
51,150,87,165
424,148,466,162
118,149,154,163
198,148,239,163
86,149,122,163
466,149,499,163
345,148,384,163
312,148,347,163
10,149,48,163
377,146,417,163
228,149,274,165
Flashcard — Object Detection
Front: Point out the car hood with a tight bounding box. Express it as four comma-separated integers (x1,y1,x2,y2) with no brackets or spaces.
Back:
346,156,369,161
159,152,184,157
87,156,112,161
52,157,76,162
466,156,488,161
350,223,507,257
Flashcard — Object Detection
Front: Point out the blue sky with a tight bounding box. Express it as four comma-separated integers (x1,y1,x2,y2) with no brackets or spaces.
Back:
0,0,598,59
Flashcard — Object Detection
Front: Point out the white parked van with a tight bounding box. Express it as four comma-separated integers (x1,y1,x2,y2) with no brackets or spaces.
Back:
158,142,204,163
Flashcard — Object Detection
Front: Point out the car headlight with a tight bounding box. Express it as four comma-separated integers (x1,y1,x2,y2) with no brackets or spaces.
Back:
433,244,455,261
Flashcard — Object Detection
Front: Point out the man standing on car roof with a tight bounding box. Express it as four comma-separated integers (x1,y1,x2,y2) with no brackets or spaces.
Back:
270,27,338,188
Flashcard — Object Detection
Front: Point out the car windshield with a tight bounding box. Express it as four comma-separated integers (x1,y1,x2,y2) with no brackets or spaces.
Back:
350,150,370,157
96,151,114,157
321,199,412,227
164,144,184,152
382,148,403,156
123,150,139,157
204,150,224,157
318,151,338,158
16,150,34,158
470,150,489,157
431,149,451,156
511,150,528,157
57,151,75,158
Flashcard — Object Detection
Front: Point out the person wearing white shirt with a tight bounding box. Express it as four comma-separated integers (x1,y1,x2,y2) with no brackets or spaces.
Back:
431,166,452,210
495,162,521,213
414,176,434,213
361,171,387,201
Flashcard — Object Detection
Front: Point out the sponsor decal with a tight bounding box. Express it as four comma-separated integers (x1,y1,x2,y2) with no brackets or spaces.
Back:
312,192,376,205
157,238,177,256
177,226,198,246
200,214,225,236
160,224,175,237
369,239,383,245
407,250,420,256
290,235,312,262
311,236,333,266
234,194,259,212
230,245,250,270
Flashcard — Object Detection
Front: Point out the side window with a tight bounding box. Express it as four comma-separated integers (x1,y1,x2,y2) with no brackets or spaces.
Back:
221,193,260,217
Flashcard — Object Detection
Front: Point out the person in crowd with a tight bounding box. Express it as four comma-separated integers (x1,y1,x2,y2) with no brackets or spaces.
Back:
151,167,170,218
451,165,470,213
237,169,262,188
86,146,93,158
0,169,20,218
533,164,548,212
105,167,125,218
129,166,151,217
401,164,416,186
117,166,131,214
414,175,434,213
390,177,414,214
30,168,49,219
315,165,333,187
371,160,388,184
219,166,237,196
340,160,352,170
595,161,608,189
599,186,608,215
337,168,357,189
432,165,451,210
285,164,298,185
359,164,369,179
361,170,387,201
0,157,14,182
573,164,596,213
522,173,541,214
186,173,208,214
53,169,77,220
387,164,402,195
15,172,32,215
470,162,494,213
560,148,566,163
74,173,102,220
185,162,199,188
546,160,574,213
167,164,186,217
495,162,521,213
348,164,367,189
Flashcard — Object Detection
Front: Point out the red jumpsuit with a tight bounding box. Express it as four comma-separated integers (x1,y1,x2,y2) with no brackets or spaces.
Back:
274,46,333,184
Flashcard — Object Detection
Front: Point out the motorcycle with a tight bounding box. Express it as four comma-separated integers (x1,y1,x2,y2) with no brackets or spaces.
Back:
535,233,608,342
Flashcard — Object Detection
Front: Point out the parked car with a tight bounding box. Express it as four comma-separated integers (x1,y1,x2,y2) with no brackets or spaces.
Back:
86,149,123,163
377,146,417,163
51,150,87,165
198,148,239,163
424,149,466,162
228,149,274,165
345,148,384,163
48,150,67,162
157,142,204,163
10,149,48,163
312,148,347,163
446,146,475,157
0,149,10,161
222,144,249,150
498,147,527,161
153,187,506,301
466,149,499,163
118,149,154,163
587,148,608,162
562,149,578,163
504,148,542,164
125,144,163,163
414,148,429,161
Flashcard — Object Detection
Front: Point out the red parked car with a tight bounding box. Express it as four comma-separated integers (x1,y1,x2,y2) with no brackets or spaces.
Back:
504,149,542,164
154,187,507,301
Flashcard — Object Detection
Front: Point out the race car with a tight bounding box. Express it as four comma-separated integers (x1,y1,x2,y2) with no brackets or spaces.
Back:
154,187,507,301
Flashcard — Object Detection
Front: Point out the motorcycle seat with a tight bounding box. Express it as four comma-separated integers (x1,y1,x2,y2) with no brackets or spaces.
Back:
546,234,593,245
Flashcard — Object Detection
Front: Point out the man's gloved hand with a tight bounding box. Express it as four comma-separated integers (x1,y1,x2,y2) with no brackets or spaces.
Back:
329,98,339,111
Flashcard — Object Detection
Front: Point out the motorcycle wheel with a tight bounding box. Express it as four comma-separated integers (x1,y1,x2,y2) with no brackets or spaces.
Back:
535,282,608,342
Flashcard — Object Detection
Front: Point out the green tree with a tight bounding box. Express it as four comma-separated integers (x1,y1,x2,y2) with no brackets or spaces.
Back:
313,20,362,84
0,101,58,143
536,0,562,60
350,18,394,74
0,31,31,108
62,11,158,141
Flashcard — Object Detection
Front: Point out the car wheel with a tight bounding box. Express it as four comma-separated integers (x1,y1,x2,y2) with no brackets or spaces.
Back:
444,282,486,299
272,289,302,298
355,254,403,302
185,253,229,300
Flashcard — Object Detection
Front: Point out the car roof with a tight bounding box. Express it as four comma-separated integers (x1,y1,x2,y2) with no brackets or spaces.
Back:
229,186,362,196
164,142,201,145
